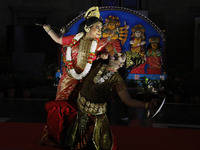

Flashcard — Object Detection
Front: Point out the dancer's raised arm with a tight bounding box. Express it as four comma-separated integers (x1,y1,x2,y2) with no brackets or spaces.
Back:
43,24,63,45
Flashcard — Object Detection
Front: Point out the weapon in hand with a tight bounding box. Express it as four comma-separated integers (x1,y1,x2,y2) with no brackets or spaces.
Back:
35,23,66,34
147,97,166,118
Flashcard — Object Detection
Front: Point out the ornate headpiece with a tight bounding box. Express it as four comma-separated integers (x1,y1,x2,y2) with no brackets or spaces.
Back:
84,6,100,20
131,24,145,33
105,15,121,28
149,37,160,43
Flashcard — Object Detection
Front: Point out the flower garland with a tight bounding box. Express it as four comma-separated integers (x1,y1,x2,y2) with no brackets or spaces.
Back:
66,32,97,80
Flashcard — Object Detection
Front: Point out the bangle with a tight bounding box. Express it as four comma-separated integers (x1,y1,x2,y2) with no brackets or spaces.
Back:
44,26,52,33
48,29,53,34
145,102,149,109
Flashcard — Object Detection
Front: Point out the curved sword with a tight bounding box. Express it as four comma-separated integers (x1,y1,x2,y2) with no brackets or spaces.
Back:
151,97,166,118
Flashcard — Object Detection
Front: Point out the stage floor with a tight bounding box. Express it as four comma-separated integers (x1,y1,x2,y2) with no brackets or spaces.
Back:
0,122,200,150
0,98,200,149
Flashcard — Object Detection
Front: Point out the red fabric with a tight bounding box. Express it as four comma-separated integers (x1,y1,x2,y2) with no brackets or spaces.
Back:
62,35,76,46
146,56,161,69
146,56,161,74
112,135,117,150
130,63,146,74
45,100,77,143
56,39,80,101
57,36,106,101
100,38,122,54
96,38,108,51
147,69,161,74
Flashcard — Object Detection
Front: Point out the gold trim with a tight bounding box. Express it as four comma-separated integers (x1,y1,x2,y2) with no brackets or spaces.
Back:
78,93,106,115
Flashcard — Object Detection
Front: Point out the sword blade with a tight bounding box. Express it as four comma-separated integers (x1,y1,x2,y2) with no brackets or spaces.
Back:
151,97,166,118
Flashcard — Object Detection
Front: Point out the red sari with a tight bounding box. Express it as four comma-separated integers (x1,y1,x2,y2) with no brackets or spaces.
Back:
41,36,109,147
146,49,162,74
55,35,106,101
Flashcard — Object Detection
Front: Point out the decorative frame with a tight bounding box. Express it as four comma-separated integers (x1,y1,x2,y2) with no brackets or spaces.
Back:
61,6,166,80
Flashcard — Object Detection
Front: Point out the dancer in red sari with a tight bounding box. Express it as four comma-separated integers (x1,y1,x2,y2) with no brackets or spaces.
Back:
43,6,108,101
41,6,108,146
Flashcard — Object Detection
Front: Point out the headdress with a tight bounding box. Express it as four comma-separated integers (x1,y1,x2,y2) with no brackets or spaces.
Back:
83,6,101,32
105,15,121,28
131,24,145,33
149,37,160,43
84,6,100,20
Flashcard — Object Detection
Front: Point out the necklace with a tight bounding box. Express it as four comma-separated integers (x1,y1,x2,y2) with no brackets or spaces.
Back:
66,32,97,80
93,64,115,84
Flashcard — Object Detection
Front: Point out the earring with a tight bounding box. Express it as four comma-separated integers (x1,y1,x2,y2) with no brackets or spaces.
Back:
84,25,90,32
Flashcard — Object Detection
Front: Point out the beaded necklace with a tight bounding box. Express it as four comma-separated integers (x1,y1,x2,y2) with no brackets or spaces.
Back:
93,64,115,84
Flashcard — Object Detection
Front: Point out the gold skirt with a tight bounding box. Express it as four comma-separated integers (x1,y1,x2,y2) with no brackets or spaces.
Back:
64,95,114,150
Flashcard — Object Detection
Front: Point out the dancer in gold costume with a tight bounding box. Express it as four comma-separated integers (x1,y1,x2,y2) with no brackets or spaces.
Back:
61,52,157,150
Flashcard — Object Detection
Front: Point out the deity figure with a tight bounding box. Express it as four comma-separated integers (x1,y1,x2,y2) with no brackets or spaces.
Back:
130,24,146,56
101,15,129,56
146,37,162,74
126,24,146,74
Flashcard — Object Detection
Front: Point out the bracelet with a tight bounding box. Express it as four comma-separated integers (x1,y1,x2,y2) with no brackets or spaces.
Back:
144,102,149,109
47,29,53,34
44,26,52,33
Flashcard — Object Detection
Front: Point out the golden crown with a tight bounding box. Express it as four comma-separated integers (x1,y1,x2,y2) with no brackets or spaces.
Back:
84,6,100,20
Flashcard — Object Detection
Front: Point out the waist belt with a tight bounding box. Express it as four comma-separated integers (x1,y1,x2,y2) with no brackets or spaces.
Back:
77,93,107,115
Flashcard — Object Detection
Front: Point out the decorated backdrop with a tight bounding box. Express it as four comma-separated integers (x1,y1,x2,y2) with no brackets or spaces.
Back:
60,6,166,81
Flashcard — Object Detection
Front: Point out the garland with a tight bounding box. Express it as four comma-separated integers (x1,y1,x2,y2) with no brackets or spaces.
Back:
66,32,97,80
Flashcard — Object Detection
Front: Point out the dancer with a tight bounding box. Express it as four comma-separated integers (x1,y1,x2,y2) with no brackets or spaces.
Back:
63,52,156,150
43,6,108,101
40,6,109,146
43,52,157,149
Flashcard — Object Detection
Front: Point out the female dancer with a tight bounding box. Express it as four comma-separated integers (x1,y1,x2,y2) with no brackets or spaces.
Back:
41,6,108,146
43,6,107,101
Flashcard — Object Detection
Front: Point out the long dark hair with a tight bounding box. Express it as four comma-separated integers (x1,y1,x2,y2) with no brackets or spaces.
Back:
78,17,103,33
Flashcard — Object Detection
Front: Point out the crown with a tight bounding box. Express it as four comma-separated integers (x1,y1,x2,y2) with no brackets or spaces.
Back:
105,15,121,28
149,37,160,43
84,6,100,20
131,24,145,33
